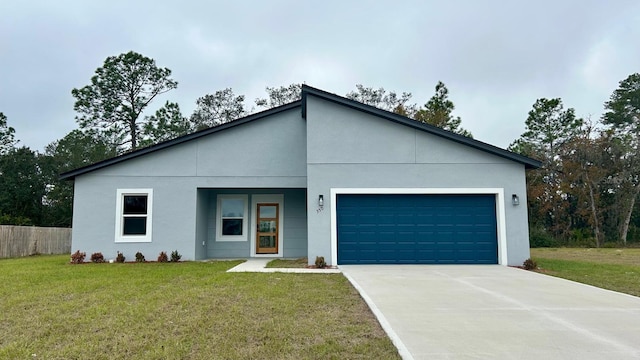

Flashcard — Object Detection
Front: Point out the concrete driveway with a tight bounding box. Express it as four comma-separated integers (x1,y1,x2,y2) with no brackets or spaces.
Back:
340,265,640,360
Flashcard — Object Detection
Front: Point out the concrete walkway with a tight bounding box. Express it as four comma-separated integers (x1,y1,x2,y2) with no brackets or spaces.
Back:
226,258,340,273
341,265,640,360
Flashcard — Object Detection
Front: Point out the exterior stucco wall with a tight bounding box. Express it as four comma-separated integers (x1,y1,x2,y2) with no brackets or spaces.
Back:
70,109,307,261
305,96,530,266
195,189,208,260
93,108,307,181
71,174,198,262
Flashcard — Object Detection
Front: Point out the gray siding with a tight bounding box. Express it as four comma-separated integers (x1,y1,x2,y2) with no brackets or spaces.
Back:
92,108,307,185
203,188,307,259
194,190,208,260
71,175,198,262
305,96,530,266
71,109,307,261
282,190,308,257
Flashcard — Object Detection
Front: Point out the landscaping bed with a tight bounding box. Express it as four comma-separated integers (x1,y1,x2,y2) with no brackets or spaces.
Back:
265,257,337,269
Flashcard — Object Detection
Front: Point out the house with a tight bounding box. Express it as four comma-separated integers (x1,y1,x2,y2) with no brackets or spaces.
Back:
61,85,541,266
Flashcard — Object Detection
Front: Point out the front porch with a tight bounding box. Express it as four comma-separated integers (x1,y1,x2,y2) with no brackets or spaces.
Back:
195,188,308,260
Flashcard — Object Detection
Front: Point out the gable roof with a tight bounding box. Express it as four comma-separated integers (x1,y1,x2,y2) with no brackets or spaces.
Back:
60,101,302,180
61,85,540,180
300,85,541,169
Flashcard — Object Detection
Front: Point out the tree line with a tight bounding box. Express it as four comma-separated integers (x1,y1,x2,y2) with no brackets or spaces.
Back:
509,74,640,247
0,51,638,247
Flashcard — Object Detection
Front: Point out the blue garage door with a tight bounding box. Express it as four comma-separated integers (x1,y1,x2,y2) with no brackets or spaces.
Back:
337,194,498,264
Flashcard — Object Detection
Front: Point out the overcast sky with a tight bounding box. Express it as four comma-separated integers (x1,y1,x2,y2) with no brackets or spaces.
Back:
1,0,639,152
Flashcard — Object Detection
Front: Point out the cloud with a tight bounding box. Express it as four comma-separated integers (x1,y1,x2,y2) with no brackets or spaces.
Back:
1,0,639,151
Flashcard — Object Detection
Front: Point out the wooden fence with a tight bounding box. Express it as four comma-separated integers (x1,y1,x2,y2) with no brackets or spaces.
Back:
0,225,71,258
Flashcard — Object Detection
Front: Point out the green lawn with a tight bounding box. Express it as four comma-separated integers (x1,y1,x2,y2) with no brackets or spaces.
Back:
531,248,640,297
0,256,399,359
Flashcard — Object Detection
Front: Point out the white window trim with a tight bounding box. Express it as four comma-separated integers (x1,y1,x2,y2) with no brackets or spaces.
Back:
330,188,508,266
216,195,249,242
250,194,284,258
115,189,153,243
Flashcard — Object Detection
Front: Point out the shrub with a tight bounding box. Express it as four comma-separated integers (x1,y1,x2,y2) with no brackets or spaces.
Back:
135,252,145,263
601,241,624,248
70,250,86,264
523,258,537,270
567,228,597,247
170,250,182,262
90,252,105,263
529,227,559,248
157,251,169,263
314,256,326,269
0,213,33,226
115,251,125,263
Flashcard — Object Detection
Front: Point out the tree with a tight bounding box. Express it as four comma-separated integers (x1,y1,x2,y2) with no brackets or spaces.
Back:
140,101,190,147
0,112,17,155
414,82,472,137
190,88,245,130
41,130,117,226
255,84,302,109
561,122,612,246
515,98,583,157
603,73,640,135
602,73,640,244
346,84,417,116
72,51,178,152
0,147,45,225
510,98,583,240
597,131,639,243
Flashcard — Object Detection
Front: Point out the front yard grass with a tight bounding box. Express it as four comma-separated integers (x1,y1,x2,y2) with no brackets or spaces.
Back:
0,255,399,359
531,248,640,297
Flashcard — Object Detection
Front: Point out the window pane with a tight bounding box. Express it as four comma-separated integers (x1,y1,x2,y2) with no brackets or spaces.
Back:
123,217,147,235
123,195,147,215
259,220,276,232
259,205,277,218
222,219,243,235
221,199,244,217
259,235,276,247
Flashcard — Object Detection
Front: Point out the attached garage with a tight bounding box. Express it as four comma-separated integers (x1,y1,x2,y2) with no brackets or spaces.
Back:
336,193,499,265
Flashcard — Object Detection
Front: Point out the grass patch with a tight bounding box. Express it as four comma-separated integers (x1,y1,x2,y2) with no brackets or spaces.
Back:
266,258,308,268
531,248,640,266
531,248,640,297
0,255,399,359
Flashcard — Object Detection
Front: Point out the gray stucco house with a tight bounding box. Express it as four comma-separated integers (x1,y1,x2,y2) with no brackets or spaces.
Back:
61,85,540,266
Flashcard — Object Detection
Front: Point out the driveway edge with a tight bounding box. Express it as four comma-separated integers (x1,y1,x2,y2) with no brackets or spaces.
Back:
341,270,414,360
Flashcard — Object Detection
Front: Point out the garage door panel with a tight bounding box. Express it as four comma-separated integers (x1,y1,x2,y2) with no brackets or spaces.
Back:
337,194,498,265
396,233,415,242
377,215,396,224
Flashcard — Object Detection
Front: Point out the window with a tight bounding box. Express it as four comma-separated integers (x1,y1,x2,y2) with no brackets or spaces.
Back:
115,189,153,242
216,195,248,241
